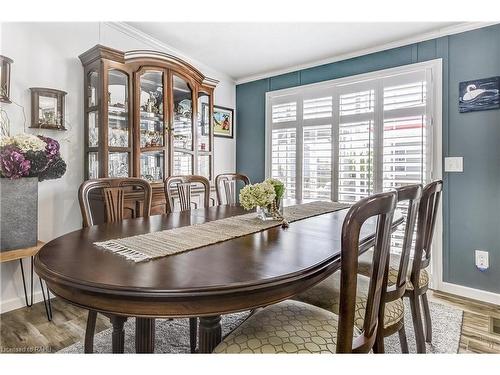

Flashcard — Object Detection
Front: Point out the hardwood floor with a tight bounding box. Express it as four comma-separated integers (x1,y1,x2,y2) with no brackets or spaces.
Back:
430,290,500,353
0,298,110,353
0,291,499,353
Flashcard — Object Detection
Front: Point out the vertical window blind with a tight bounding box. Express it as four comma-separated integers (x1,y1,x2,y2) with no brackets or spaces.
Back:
267,65,436,252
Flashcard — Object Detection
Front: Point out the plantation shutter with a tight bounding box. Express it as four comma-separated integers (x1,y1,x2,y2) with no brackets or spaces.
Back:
266,65,434,221
269,95,299,199
337,86,375,203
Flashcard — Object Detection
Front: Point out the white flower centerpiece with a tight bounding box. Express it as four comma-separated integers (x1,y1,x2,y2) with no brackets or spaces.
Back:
239,179,286,221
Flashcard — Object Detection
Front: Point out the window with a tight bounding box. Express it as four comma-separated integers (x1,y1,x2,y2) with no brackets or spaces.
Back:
266,62,440,252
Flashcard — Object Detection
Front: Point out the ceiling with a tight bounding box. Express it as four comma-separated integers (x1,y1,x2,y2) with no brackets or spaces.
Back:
128,22,462,81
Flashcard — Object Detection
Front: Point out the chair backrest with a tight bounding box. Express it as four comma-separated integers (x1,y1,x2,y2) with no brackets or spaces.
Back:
410,180,443,288
215,173,250,205
164,175,210,213
337,191,397,353
78,177,152,228
386,184,423,301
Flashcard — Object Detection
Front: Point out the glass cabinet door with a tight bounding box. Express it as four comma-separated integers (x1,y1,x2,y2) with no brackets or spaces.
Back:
108,70,129,148
86,70,99,179
197,91,212,179
139,71,164,149
197,92,210,152
138,70,166,182
107,69,130,177
173,75,194,175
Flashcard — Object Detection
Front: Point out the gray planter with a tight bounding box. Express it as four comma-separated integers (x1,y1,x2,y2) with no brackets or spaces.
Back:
0,177,38,251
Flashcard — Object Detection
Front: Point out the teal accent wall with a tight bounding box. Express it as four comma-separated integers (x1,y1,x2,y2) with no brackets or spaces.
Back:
236,24,500,294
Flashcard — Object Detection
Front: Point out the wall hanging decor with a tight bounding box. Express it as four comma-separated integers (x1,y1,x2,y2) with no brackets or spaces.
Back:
213,105,234,138
0,55,13,103
459,76,500,113
30,87,67,130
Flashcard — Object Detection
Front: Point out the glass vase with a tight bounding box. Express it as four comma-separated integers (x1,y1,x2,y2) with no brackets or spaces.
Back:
256,205,274,221
274,197,284,216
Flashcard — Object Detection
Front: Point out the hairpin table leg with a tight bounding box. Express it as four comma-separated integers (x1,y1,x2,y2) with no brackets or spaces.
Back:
19,257,33,307
19,256,53,321
40,276,53,321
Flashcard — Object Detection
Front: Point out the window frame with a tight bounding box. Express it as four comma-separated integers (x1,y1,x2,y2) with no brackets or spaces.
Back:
265,59,441,202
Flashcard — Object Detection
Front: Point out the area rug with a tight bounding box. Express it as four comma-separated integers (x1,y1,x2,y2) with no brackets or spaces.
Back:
59,299,462,354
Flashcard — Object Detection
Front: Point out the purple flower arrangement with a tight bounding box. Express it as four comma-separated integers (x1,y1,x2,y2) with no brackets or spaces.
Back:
0,133,66,181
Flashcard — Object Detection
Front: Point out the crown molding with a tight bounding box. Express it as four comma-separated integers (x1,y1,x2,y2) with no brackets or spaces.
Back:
235,22,499,85
104,22,235,84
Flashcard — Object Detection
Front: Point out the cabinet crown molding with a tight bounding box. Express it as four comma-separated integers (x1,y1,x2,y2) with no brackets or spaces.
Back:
79,45,219,88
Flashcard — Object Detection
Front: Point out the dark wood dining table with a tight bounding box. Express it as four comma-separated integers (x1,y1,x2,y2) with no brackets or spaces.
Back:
34,201,403,354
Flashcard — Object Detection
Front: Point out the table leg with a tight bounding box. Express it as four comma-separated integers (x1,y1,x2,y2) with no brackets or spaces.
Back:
135,318,155,353
19,257,33,307
110,315,127,353
198,315,221,353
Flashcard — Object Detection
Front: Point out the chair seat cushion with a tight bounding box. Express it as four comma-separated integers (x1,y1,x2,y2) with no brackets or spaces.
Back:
358,250,429,290
213,300,360,354
294,272,404,329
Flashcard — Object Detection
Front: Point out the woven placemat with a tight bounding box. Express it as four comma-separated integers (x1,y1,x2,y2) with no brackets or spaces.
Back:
95,201,350,262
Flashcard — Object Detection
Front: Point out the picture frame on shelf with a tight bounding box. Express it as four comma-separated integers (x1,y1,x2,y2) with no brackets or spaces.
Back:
213,105,234,138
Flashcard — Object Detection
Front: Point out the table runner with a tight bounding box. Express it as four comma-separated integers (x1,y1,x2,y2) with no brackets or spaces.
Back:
95,201,350,262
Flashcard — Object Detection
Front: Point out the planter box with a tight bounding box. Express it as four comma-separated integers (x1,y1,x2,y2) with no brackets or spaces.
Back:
0,177,38,251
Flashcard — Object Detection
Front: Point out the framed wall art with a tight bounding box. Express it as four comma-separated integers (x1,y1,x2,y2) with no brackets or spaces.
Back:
459,76,500,113
30,87,67,130
213,105,234,138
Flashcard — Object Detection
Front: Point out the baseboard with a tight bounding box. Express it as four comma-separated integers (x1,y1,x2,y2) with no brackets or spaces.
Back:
0,290,54,314
438,281,500,306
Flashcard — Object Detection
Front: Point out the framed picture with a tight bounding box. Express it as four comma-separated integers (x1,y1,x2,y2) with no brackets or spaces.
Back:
29,87,67,130
213,105,234,138
459,76,500,113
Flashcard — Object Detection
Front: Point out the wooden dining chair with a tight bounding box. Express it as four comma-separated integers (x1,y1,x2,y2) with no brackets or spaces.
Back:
163,174,211,353
215,173,250,205
293,185,421,353
214,191,397,354
164,175,211,214
357,180,442,353
369,184,422,353
405,180,443,353
78,177,152,354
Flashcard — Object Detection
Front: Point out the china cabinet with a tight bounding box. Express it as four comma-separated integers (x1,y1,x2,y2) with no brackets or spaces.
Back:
79,45,218,216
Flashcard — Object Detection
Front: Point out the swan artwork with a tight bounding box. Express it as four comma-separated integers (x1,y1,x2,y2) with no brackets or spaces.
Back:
459,77,500,113
461,84,499,102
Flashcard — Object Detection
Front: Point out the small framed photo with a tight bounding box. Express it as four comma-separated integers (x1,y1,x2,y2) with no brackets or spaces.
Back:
213,105,234,138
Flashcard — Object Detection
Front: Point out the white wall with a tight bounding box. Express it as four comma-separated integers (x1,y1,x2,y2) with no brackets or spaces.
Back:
0,22,236,313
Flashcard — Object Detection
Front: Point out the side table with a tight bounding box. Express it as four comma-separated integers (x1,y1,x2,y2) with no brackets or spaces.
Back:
0,241,53,320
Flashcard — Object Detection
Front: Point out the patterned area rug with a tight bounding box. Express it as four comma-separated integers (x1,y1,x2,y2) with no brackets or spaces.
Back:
60,299,462,354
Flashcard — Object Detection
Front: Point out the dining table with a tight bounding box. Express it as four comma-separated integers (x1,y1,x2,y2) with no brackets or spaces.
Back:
34,200,403,354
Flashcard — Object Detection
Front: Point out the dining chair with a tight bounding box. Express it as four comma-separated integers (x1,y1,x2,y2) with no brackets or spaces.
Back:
215,173,250,205
405,180,442,353
163,174,211,353
357,185,422,353
78,177,152,354
164,175,211,214
293,185,422,353
213,191,397,353
357,180,442,353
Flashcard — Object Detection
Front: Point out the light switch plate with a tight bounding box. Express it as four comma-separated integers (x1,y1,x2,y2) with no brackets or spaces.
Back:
444,157,463,172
